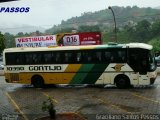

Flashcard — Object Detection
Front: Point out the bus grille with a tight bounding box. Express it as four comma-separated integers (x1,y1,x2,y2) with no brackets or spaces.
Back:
10,73,19,82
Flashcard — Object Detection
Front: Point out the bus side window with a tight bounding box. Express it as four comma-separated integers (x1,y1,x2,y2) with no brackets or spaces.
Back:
15,55,19,64
5,53,12,65
104,51,111,63
129,53,139,71
76,52,82,63
93,51,102,62
82,51,91,63
117,50,126,63
44,52,54,64
25,53,33,64
64,52,70,63
87,52,92,62
33,53,42,64
15,53,24,65
55,53,62,63
38,53,43,64
32,54,37,63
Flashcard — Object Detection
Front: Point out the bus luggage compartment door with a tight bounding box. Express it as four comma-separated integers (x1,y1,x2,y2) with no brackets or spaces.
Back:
138,74,149,85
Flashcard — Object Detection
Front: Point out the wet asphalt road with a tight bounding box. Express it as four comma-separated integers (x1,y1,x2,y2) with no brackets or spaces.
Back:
0,76,160,120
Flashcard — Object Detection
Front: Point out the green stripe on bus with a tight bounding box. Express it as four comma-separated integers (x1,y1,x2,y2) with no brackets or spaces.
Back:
69,64,94,84
80,64,108,84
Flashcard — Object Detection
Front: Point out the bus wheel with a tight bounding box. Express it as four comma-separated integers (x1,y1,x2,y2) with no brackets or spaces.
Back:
115,75,130,89
31,75,44,88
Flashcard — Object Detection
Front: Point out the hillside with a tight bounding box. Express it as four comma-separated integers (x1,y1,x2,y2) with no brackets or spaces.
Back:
45,6,160,33
0,25,46,35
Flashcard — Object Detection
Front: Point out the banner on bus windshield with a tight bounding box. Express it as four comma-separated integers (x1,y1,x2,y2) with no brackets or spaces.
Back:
15,35,57,47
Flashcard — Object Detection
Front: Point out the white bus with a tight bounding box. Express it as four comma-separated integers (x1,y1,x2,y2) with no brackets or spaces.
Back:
3,43,157,88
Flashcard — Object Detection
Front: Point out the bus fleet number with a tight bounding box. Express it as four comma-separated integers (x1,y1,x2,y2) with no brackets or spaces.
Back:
63,35,79,45
7,67,24,71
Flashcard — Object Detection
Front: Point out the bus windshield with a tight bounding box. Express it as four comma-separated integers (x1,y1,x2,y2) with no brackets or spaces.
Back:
148,51,157,71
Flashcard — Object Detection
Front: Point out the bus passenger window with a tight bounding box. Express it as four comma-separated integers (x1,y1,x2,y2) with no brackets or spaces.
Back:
87,53,92,62
33,54,37,63
44,53,52,63
104,51,111,63
93,51,102,62
82,51,92,63
76,52,82,62
25,54,33,64
55,53,62,63
117,50,126,63
64,53,69,63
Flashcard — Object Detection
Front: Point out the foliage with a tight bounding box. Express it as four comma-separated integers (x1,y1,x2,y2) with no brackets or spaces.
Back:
45,6,160,33
151,20,160,37
78,25,100,32
4,32,15,48
42,97,56,119
0,32,6,53
148,37,160,52
42,97,55,112
134,20,152,42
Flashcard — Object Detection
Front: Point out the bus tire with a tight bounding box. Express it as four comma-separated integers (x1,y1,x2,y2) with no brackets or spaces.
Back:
115,75,130,89
31,75,44,88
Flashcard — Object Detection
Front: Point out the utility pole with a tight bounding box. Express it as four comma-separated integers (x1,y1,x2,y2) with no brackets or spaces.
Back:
108,6,117,42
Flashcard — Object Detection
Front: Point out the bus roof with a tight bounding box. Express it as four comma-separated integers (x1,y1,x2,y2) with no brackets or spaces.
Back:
3,43,152,53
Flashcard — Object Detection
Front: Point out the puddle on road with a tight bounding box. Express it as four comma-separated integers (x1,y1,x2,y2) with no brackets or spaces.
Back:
76,103,103,112
115,104,141,113
5,84,29,92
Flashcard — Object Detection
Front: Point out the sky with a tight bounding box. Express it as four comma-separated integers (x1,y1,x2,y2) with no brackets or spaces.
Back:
0,0,160,33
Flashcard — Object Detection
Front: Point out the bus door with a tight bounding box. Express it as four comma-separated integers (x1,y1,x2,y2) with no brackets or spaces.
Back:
138,55,150,85
129,48,150,85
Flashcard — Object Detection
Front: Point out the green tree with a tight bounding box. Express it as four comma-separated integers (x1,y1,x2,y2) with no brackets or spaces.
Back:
134,20,152,42
4,32,15,48
151,20,160,37
148,37,160,52
0,32,6,53
78,25,100,32
16,32,24,37
123,25,136,42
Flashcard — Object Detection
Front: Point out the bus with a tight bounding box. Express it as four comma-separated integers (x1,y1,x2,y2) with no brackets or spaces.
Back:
3,43,157,88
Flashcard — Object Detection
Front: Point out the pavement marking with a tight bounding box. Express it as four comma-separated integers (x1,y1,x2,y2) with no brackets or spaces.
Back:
132,93,160,104
74,112,88,120
5,92,29,120
42,92,58,104
95,98,132,114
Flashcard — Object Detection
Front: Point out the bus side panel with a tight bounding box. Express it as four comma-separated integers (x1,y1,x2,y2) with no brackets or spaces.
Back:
43,73,63,84
39,64,82,84
128,73,139,85
62,64,82,84
69,64,108,84
103,73,112,84
4,73,11,83
19,73,33,84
